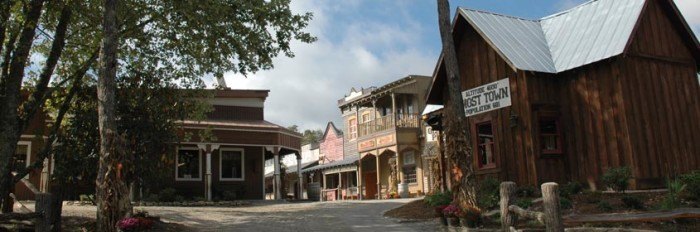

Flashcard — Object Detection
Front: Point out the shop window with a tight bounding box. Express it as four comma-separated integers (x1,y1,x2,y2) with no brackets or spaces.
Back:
402,151,417,184
476,121,496,169
220,149,244,180
176,148,201,180
539,116,562,154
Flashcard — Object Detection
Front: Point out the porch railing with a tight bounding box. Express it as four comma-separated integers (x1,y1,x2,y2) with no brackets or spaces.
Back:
358,114,420,137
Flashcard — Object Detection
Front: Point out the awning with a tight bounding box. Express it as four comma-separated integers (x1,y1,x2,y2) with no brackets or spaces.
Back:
265,160,318,177
302,156,359,173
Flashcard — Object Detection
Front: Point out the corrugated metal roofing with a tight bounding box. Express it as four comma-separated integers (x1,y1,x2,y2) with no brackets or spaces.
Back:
458,0,646,73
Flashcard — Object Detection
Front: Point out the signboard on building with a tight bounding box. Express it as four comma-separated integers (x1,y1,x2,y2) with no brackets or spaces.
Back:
462,78,512,117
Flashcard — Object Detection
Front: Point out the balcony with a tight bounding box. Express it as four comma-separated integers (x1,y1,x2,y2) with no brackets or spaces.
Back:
358,113,420,137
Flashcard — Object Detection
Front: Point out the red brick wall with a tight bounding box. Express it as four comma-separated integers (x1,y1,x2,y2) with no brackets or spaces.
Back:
320,129,344,164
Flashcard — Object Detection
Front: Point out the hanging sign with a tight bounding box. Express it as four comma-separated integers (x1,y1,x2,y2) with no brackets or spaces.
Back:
462,78,512,117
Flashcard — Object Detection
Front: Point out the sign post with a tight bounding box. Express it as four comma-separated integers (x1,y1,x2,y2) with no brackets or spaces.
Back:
462,78,512,117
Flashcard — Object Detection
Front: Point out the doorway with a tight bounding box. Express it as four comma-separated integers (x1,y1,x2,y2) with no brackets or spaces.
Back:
364,171,377,199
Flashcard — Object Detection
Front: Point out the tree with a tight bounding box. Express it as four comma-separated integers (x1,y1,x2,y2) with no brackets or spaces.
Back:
436,0,478,209
0,0,315,216
94,0,131,230
302,129,323,145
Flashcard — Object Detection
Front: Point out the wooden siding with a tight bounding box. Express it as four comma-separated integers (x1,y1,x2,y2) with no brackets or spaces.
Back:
440,0,700,189
453,17,536,186
207,105,264,121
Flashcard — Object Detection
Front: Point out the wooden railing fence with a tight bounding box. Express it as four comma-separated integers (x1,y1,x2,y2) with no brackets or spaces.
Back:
0,193,60,232
500,182,563,232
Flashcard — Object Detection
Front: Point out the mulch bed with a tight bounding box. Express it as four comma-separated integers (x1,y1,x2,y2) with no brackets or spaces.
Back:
383,200,436,220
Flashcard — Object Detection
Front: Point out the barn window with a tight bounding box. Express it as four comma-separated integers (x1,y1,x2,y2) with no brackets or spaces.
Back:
402,151,417,184
176,148,201,180
539,117,562,154
220,148,244,181
13,142,31,179
475,121,496,169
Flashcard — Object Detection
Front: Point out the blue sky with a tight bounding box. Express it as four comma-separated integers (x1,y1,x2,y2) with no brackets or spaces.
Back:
225,0,700,132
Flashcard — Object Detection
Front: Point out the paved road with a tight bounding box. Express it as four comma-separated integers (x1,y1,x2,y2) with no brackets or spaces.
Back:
149,199,437,232
39,198,437,231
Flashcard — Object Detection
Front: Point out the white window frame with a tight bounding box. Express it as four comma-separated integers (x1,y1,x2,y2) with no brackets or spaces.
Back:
219,148,245,181
175,147,202,181
16,141,31,180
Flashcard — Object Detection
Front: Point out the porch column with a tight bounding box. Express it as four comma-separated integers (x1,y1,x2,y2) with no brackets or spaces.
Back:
338,172,343,200
198,144,220,201
376,151,382,199
397,150,405,184
272,147,282,200
357,158,363,200
391,92,397,126
297,156,303,199
322,172,327,202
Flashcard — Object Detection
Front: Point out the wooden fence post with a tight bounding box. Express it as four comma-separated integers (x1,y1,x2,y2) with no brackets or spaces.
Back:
500,181,517,231
35,193,54,232
541,182,563,232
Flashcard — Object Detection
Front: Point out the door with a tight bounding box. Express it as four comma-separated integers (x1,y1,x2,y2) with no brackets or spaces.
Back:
364,171,377,199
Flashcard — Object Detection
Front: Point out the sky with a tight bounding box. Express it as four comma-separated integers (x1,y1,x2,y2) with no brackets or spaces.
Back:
221,0,700,132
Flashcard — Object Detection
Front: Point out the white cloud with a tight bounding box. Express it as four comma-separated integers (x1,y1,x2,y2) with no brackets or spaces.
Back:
224,1,437,131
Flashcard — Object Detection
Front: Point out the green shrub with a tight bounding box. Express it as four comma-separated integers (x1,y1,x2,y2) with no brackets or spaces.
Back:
601,166,632,193
425,191,452,207
174,195,185,202
157,188,178,202
515,198,533,209
621,195,644,210
516,185,538,198
661,179,686,210
560,182,583,198
679,170,700,200
477,178,500,209
560,197,573,210
597,201,613,212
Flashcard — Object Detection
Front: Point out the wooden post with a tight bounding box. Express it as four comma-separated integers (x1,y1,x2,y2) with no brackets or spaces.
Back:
500,182,517,231
35,193,54,232
541,182,564,232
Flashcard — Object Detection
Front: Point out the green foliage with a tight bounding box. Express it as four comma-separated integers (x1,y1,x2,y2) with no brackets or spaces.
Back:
679,170,700,200
560,182,583,198
425,191,452,207
621,195,644,210
157,188,178,202
515,198,533,209
477,178,500,209
560,197,573,210
660,179,686,210
516,185,538,198
596,201,613,212
602,166,632,193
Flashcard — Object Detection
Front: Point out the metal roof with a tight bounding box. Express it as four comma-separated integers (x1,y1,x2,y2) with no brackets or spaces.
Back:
458,0,646,73
301,156,358,173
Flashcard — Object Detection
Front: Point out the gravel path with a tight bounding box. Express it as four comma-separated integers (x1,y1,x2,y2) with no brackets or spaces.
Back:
36,198,439,231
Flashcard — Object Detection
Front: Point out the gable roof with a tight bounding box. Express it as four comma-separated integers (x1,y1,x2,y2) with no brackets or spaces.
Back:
320,121,343,142
457,0,697,74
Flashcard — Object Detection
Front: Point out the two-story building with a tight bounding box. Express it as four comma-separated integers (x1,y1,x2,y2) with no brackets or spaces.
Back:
338,75,433,199
302,121,356,201
175,89,302,200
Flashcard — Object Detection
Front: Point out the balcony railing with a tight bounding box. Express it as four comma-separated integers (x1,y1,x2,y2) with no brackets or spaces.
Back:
358,113,420,137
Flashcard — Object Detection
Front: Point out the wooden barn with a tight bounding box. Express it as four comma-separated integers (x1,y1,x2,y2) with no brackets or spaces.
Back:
426,0,700,189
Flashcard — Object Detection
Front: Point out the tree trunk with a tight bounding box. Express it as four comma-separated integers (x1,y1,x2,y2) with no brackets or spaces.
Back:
95,0,131,231
0,0,45,212
435,0,478,209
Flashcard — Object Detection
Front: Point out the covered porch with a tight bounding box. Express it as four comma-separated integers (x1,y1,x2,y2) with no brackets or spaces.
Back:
302,157,359,201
